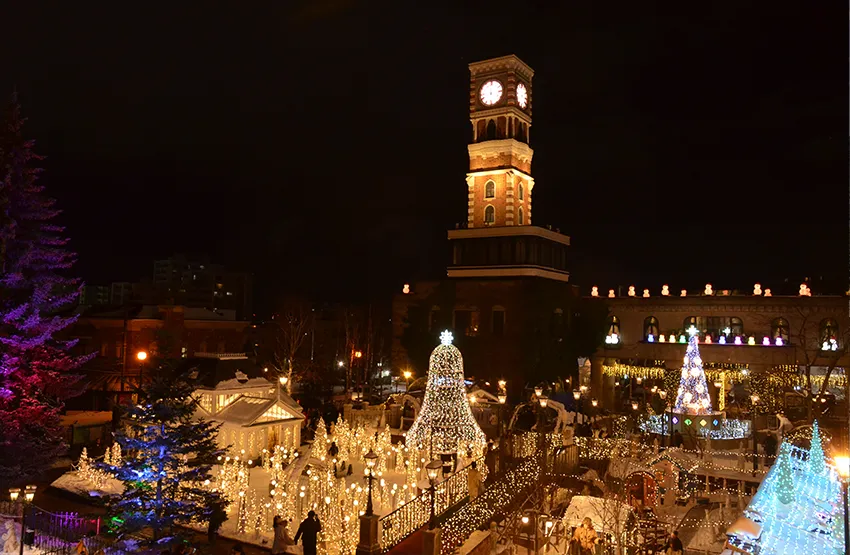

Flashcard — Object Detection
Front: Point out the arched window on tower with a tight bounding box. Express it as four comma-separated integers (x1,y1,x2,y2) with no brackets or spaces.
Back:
519,182,524,200
644,316,659,341
771,318,790,343
484,205,495,225
485,180,495,199
518,207,524,225
486,120,497,140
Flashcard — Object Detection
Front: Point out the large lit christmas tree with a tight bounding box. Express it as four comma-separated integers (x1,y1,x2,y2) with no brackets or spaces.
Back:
674,326,713,415
107,336,226,546
406,331,487,457
0,98,89,487
808,419,825,475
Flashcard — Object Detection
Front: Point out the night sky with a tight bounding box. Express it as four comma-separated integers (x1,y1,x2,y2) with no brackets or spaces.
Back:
2,2,846,307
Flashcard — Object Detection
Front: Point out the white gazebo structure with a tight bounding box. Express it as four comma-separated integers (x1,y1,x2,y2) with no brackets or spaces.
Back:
189,353,304,458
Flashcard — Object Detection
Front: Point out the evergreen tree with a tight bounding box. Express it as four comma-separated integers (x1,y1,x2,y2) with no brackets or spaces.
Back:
773,442,795,506
106,335,226,546
0,97,88,487
808,419,826,475
673,327,712,414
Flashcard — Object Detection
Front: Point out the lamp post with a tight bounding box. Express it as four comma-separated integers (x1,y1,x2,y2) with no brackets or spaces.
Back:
403,370,412,392
538,396,548,471
364,449,378,516
136,350,148,393
426,459,442,529
497,393,507,438
10,485,36,555
751,395,760,472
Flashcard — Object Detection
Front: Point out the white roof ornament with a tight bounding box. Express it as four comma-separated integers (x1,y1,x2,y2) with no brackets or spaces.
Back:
440,330,454,345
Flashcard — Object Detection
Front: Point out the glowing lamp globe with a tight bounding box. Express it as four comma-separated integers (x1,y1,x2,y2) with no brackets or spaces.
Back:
426,459,442,482
539,396,548,408
835,456,850,479
631,402,639,410
534,386,544,397
572,390,581,400
136,351,148,361
591,398,598,407
8,488,20,502
498,393,507,404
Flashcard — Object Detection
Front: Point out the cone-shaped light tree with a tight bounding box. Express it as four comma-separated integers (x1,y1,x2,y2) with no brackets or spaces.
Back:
773,442,795,506
674,326,713,415
406,331,487,457
808,419,826,475
0,98,89,487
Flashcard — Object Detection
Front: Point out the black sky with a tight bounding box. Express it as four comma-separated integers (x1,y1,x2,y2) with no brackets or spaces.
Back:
2,2,846,306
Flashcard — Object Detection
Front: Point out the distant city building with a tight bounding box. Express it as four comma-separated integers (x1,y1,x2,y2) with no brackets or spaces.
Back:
79,285,110,306
152,254,253,319
110,282,133,305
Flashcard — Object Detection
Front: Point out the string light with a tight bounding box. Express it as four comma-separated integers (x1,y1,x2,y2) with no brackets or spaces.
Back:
406,331,487,457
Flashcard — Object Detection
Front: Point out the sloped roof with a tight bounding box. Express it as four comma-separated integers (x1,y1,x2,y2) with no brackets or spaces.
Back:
183,357,271,389
216,396,303,426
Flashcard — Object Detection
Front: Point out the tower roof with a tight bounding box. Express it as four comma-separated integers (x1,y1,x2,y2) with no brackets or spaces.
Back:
469,55,534,79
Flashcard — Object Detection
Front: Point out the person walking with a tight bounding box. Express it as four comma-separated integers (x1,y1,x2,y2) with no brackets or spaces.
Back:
272,516,295,555
665,530,684,555
467,461,482,500
570,517,599,555
294,510,322,555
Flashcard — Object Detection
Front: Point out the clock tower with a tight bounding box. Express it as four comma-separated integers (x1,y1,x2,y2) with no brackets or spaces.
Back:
447,55,570,283
467,55,534,228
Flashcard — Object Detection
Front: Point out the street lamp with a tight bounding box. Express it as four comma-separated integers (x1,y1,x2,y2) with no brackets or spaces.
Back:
534,385,544,398
572,390,581,401
591,398,598,407
538,396,548,409
498,393,507,404
498,380,507,390
364,449,378,516
426,459,442,529
631,401,639,411
338,360,344,368
835,455,850,555
11,485,36,555
136,350,147,361
751,395,760,472
279,376,289,386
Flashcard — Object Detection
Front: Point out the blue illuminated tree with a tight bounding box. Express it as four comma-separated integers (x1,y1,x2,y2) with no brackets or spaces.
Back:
105,335,226,546
0,97,89,487
808,419,825,475
773,442,795,506
673,327,712,415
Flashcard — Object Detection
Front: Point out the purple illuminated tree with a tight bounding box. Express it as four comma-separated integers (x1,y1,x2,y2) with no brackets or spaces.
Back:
0,97,89,486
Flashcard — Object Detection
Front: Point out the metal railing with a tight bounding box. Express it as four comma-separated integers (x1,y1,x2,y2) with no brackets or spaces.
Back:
378,453,487,551
0,502,108,555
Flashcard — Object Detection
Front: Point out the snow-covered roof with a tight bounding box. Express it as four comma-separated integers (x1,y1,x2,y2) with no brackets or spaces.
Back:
60,411,113,427
216,396,303,426
213,377,273,390
469,386,499,403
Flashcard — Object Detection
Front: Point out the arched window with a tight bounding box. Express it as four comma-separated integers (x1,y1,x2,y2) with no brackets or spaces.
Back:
771,318,790,342
730,317,744,336
519,182,524,200
486,120,497,140
605,316,621,345
485,180,495,199
683,316,697,334
518,207,524,225
644,316,659,341
484,205,495,225
820,318,839,351
429,306,440,331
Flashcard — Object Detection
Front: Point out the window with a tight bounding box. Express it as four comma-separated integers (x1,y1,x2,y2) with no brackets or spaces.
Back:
492,306,506,336
700,316,744,338
485,180,495,199
454,309,480,337
518,207,524,225
605,316,621,345
644,316,659,341
771,318,790,342
820,318,839,351
551,308,564,338
683,316,697,334
519,182,524,200
484,205,495,225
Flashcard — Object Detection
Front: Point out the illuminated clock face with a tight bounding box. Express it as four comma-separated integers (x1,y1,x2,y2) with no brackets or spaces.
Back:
516,83,528,108
479,80,503,106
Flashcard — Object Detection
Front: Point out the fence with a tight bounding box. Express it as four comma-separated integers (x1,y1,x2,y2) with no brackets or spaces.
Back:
0,501,107,555
378,454,487,551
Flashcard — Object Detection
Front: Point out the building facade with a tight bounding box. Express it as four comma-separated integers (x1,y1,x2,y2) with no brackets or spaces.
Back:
586,288,850,417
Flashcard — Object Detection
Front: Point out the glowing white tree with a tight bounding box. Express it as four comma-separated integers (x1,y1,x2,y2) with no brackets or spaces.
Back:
406,331,487,457
674,326,713,415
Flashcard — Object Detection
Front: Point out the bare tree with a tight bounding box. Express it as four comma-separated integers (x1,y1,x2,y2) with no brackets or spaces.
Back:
789,305,850,420
272,296,314,393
